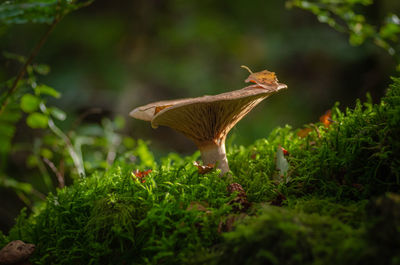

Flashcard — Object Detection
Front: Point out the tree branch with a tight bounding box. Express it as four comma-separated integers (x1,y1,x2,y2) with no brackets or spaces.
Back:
43,157,65,188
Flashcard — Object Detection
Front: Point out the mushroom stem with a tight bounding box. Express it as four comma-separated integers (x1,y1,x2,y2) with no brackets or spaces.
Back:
198,141,230,175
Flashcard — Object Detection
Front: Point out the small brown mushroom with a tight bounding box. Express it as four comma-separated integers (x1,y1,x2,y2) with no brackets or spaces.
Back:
130,66,287,175
0,240,35,265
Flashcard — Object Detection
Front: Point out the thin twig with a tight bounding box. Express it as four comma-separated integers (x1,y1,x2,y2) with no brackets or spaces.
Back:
0,16,61,115
43,157,65,188
31,189,47,200
48,116,86,178
59,159,65,180
33,138,53,190
40,102,86,177
311,123,321,139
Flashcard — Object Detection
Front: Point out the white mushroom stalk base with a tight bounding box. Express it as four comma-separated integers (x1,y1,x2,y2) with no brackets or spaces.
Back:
198,141,230,175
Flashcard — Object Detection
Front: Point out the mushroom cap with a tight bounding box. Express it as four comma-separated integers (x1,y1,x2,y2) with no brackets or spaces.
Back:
130,67,287,146
0,240,35,264
129,98,193,122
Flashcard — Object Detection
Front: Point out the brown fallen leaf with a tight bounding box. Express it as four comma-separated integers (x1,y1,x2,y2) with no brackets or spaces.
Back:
297,127,313,138
193,161,215,174
319,109,332,128
297,110,334,139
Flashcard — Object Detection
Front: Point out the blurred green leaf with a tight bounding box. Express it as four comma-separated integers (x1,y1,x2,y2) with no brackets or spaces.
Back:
2,51,26,63
34,84,60,98
0,102,21,165
123,137,135,149
349,32,364,46
33,64,51,75
287,0,400,67
134,140,155,168
20,94,40,113
380,23,400,40
0,0,94,25
0,178,33,194
26,154,39,168
114,115,125,130
40,148,53,159
49,107,66,121
26,112,48,128
0,1,59,25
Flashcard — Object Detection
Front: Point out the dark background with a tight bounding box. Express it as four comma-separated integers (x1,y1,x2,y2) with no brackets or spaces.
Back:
1,0,399,232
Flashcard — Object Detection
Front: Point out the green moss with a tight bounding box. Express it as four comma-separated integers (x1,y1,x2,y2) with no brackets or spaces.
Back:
289,197,368,227
363,193,400,265
4,77,400,264
8,159,233,264
202,206,364,265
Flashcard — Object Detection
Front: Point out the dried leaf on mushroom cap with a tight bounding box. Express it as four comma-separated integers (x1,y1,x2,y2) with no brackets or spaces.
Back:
193,161,215,174
154,105,173,115
241,65,279,87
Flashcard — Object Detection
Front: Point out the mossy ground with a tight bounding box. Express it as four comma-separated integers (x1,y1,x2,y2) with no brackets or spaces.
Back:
1,78,400,264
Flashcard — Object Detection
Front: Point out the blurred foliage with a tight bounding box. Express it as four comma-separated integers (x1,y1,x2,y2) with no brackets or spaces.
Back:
0,0,95,212
287,0,400,69
0,0,93,25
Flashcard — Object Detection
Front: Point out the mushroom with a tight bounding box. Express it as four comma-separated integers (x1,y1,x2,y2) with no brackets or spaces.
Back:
0,240,35,265
130,66,287,175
